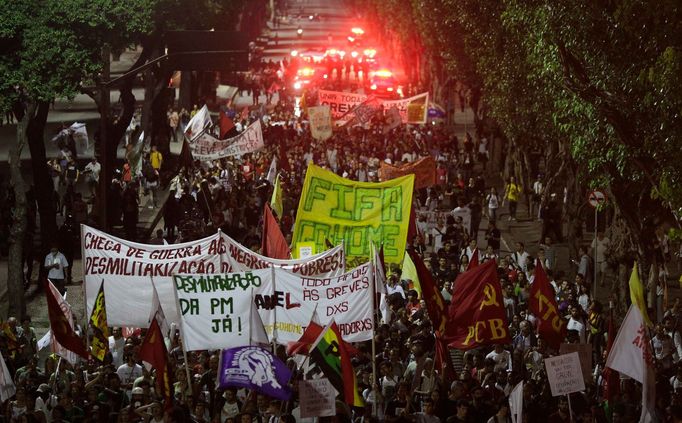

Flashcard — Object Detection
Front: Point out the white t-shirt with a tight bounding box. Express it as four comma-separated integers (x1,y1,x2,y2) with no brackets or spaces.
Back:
45,252,69,280
485,349,512,372
386,284,406,299
511,251,530,272
116,363,144,396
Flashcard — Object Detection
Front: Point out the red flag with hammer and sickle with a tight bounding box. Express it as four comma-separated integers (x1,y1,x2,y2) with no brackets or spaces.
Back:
445,260,510,349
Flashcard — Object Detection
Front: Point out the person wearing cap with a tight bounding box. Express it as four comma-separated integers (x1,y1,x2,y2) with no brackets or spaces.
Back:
130,386,146,409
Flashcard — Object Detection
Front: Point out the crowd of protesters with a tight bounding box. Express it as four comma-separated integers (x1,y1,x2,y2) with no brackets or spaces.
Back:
2,36,682,423
1,88,680,422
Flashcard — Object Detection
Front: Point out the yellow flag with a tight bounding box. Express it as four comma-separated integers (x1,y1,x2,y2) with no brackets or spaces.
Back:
629,262,651,326
89,281,110,361
270,174,283,218
401,251,421,296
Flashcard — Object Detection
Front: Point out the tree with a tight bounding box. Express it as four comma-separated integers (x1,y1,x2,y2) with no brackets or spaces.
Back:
0,0,156,318
357,0,682,308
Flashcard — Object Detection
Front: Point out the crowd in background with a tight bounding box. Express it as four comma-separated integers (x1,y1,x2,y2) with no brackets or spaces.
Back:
2,46,682,423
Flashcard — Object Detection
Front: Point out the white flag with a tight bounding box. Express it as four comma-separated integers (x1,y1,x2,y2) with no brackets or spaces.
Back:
606,304,656,422
371,243,391,324
149,280,170,337
509,381,523,423
0,350,15,402
250,299,270,346
184,105,212,140
47,280,78,364
266,157,277,185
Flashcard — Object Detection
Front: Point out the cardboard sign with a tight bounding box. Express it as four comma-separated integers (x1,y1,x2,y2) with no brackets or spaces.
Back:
544,352,586,396
299,379,336,418
559,343,593,382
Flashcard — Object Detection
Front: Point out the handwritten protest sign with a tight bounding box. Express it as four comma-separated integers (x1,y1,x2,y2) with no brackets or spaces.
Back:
173,270,269,351
256,262,374,343
189,120,263,160
83,225,345,327
559,343,593,382
299,379,336,418
292,164,414,264
544,352,586,396
83,225,224,327
220,233,344,276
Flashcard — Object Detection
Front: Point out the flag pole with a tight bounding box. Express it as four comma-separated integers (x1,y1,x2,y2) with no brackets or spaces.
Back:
50,356,63,394
370,251,378,417
80,224,90,356
170,273,193,390
567,394,573,422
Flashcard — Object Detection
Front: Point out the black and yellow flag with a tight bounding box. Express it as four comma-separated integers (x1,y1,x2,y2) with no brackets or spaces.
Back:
89,280,110,361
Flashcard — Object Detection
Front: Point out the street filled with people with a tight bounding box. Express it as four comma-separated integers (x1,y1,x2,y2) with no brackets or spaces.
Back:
1,3,681,423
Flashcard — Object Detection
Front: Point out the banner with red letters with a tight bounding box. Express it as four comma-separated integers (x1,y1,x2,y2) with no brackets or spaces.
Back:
83,225,345,328
254,262,374,344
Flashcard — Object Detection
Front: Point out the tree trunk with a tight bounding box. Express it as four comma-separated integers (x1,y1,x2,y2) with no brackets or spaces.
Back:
26,101,56,252
4,104,33,319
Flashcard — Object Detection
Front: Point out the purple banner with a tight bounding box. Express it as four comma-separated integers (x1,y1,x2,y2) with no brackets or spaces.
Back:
218,346,292,400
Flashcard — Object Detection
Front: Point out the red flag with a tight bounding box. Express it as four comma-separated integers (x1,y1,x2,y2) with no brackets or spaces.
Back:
406,205,418,244
262,203,291,259
528,259,567,349
446,260,511,349
434,330,456,383
408,250,447,334
467,250,479,270
219,109,235,139
287,320,359,357
139,318,173,409
287,321,324,356
44,280,89,360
